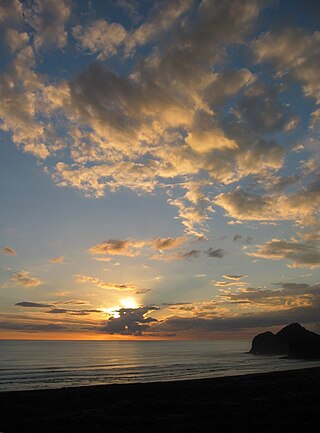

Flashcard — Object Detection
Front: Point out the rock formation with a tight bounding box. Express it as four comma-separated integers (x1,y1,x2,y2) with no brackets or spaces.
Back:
250,323,320,359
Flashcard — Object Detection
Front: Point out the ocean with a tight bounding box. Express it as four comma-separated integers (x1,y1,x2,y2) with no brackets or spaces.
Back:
1,339,319,392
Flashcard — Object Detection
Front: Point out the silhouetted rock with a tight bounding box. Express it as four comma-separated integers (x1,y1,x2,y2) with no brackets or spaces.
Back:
288,339,320,359
250,323,320,359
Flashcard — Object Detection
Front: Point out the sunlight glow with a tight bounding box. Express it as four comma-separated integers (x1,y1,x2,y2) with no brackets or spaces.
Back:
120,297,139,309
101,307,120,318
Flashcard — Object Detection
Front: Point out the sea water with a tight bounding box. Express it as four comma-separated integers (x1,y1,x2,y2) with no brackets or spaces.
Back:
1,340,319,392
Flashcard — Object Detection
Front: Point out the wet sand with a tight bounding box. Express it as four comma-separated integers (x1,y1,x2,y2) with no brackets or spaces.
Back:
1,367,320,432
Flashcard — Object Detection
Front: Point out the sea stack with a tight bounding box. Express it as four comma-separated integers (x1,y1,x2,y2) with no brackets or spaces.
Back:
250,323,320,359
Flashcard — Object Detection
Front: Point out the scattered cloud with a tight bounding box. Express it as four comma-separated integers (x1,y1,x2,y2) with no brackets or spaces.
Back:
73,20,127,60
215,183,320,225
222,275,246,280
15,301,52,308
74,274,136,291
23,0,71,49
213,281,248,287
248,238,320,269
205,248,226,258
88,239,147,257
49,256,65,264
11,271,43,288
2,246,17,256
151,237,186,251
253,27,320,103
5,28,29,52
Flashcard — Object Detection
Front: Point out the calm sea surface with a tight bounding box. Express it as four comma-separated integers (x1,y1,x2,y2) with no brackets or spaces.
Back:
1,340,319,392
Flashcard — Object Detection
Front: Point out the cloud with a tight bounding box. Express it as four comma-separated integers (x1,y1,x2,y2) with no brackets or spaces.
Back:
215,183,320,225
89,236,187,259
73,20,127,60
53,299,90,306
23,0,71,49
151,248,201,261
222,275,246,280
15,301,52,308
11,271,43,288
253,27,320,103
215,188,275,221
88,239,146,257
204,68,253,106
213,281,248,287
0,322,65,332
233,84,299,134
219,283,320,312
125,0,193,54
5,28,29,52
156,304,320,334
205,248,225,258
46,308,101,316
74,274,136,291
233,234,253,244
185,112,238,153
273,282,313,291
248,238,320,269
152,246,225,261
151,237,186,251
116,0,141,24
0,0,22,24
93,257,112,262
135,288,152,295
46,0,267,235
2,246,17,256
49,256,64,264
100,306,159,335
180,249,201,260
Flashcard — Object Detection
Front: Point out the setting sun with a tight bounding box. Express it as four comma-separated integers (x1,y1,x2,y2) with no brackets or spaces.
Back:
120,297,139,309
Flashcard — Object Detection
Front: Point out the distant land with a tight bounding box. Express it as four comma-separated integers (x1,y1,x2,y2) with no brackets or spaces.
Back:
250,323,320,359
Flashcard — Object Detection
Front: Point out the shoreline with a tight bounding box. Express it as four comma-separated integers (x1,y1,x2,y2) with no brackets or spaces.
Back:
1,366,320,432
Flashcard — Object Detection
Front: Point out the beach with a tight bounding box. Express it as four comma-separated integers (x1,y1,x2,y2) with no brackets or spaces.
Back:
1,366,320,432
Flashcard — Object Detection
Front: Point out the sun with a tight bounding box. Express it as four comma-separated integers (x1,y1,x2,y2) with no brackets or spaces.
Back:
120,297,139,309
101,297,139,318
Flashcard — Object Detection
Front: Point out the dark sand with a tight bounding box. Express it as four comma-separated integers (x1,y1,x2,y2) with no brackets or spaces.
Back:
1,367,320,433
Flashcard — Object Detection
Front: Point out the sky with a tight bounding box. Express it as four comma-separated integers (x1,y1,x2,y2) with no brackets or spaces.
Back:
0,0,320,340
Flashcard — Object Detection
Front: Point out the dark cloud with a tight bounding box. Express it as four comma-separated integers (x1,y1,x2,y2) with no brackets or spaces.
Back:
272,282,312,291
151,237,186,251
47,308,101,315
15,301,52,308
135,288,151,294
156,305,320,334
180,249,201,259
205,248,225,258
234,84,299,133
233,234,253,244
101,306,159,335
162,302,192,307
0,322,65,331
